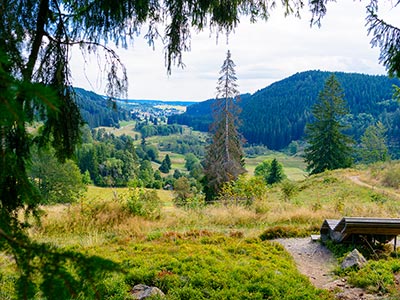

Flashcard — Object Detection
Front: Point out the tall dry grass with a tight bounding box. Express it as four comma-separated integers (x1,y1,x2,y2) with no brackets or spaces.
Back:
33,166,400,247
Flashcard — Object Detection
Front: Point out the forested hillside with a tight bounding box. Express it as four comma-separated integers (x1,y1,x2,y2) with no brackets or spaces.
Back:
75,88,131,128
168,71,400,153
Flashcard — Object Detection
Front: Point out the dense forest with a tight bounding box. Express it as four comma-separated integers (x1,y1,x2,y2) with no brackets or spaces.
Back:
75,88,131,128
168,71,400,154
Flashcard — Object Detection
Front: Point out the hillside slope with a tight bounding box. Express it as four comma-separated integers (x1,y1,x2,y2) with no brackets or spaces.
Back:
74,88,131,128
169,70,400,151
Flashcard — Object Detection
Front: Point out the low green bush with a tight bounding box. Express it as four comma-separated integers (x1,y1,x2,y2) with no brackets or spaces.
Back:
347,259,400,293
259,225,319,240
116,234,332,300
382,165,400,188
124,188,162,219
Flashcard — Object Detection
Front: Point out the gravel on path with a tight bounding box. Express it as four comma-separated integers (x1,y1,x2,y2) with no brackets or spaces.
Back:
275,237,388,300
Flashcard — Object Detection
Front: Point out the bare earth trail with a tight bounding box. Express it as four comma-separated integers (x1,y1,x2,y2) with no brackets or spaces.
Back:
347,175,400,201
276,238,387,299
276,238,337,290
275,174,397,299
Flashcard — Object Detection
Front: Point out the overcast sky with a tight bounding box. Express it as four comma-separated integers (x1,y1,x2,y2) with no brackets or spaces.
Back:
70,1,398,102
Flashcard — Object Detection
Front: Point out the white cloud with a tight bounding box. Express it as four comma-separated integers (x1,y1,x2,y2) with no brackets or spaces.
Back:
70,1,394,101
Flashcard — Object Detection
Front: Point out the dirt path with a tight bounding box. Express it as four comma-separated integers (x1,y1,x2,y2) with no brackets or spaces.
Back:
276,238,386,300
276,238,336,289
347,175,400,200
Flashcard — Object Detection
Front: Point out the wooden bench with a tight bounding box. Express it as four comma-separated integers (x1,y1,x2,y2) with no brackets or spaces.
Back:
320,217,400,249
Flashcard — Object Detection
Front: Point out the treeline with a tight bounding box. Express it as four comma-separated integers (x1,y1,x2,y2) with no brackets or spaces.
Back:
168,71,400,155
74,126,204,191
135,122,183,138
158,134,207,157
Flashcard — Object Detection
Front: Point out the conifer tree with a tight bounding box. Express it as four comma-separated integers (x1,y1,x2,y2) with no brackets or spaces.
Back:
304,74,354,174
159,154,171,173
165,154,172,170
359,121,389,164
267,158,285,185
203,50,246,200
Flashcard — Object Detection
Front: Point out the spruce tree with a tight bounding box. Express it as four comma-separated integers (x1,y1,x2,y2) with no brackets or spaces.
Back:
203,50,246,200
304,74,354,174
159,155,171,173
165,154,172,170
359,121,389,164
267,158,285,185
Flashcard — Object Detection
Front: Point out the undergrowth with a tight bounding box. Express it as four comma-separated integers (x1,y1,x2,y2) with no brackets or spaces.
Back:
5,166,400,298
324,239,400,295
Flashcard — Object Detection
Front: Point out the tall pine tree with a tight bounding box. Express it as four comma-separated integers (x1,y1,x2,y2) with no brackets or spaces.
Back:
304,74,354,174
203,50,246,201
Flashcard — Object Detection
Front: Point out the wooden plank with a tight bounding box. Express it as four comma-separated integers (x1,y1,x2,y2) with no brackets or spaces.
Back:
311,234,320,241
320,217,400,244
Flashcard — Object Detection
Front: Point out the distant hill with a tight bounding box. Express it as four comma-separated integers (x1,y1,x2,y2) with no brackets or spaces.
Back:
74,88,131,128
118,99,196,107
74,88,195,128
168,70,400,153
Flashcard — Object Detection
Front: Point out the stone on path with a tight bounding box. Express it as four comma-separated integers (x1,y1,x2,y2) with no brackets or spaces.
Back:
341,249,367,270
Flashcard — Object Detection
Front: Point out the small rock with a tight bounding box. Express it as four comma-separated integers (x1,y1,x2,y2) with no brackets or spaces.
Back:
131,284,165,300
341,249,367,270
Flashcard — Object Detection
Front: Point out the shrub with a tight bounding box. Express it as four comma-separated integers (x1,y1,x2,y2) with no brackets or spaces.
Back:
172,176,206,209
280,180,298,201
218,175,267,206
259,225,318,240
381,164,400,188
125,188,162,220
347,260,397,293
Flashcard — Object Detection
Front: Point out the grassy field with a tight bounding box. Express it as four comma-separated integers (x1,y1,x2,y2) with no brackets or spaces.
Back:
245,153,307,181
98,121,141,139
2,164,400,299
5,120,400,300
157,150,308,181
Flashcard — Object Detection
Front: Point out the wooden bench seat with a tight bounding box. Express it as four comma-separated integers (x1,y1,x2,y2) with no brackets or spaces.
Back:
320,217,400,246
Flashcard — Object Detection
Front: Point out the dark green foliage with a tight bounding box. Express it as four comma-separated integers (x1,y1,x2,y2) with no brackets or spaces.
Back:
305,74,354,174
170,71,400,151
165,154,172,169
185,153,200,171
75,88,131,128
138,160,156,188
267,159,285,184
144,144,159,162
158,135,206,157
159,155,171,173
366,1,400,78
203,51,246,201
29,148,86,204
254,158,286,185
136,123,182,138
173,169,183,179
358,121,389,164
76,130,139,187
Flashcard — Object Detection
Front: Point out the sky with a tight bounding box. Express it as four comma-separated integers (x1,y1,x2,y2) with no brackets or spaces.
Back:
70,1,399,102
